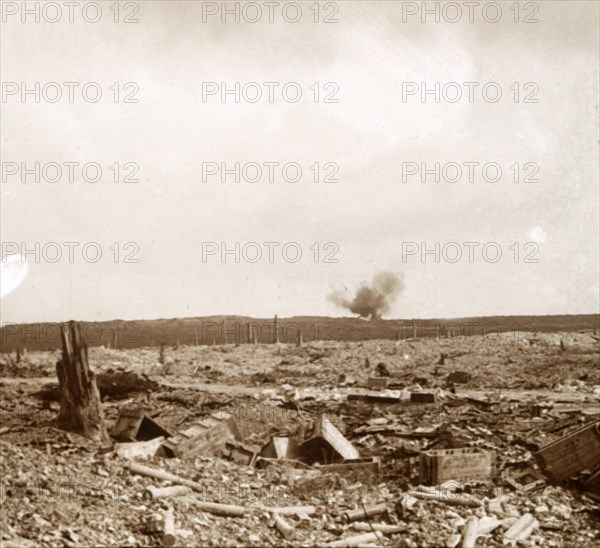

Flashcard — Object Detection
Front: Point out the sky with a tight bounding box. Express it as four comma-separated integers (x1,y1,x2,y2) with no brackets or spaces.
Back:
1,0,599,323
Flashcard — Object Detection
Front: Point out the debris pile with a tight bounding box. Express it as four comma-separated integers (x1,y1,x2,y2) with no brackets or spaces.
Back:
1,331,599,546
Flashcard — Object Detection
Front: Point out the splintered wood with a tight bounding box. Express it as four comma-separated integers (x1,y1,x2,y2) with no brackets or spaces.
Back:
55,321,108,442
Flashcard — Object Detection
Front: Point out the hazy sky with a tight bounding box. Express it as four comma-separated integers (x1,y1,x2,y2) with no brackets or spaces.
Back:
1,0,599,323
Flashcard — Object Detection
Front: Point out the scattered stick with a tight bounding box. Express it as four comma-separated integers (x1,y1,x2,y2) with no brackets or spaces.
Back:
504,514,539,542
195,501,246,518
352,522,406,534
162,507,176,547
409,491,482,508
143,485,191,501
272,513,295,539
129,462,202,491
343,503,388,523
129,463,245,516
327,532,384,547
461,516,479,548
129,464,317,518
263,505,316,517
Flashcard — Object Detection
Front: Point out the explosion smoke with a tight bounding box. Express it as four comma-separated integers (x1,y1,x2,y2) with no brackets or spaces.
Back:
327,271,403,320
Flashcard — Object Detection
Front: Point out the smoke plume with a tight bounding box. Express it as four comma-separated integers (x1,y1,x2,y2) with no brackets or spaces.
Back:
328,271,403,320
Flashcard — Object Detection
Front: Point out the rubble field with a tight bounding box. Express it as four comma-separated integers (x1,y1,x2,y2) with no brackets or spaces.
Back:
1,330,599,547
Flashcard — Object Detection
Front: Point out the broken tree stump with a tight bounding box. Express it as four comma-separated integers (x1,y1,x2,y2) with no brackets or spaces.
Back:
56,321,108,442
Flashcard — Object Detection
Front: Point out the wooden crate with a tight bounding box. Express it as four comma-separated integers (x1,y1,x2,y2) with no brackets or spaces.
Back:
366,377,390,390
318,457,380,484
411,392,437,403
420,448,496,484
162,412,241,459
111,408,172,442
535,420,600,482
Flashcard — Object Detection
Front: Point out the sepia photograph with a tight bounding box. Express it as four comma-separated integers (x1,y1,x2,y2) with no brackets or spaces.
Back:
1,1,599,546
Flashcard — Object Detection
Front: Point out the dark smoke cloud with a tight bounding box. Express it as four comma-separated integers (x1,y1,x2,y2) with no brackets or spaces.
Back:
328,271,403,320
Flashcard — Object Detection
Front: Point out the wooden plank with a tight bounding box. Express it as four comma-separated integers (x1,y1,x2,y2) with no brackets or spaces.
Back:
114,436,165,460
304,415,359,460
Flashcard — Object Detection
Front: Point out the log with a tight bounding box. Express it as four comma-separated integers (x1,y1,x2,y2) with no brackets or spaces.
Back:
327,532,383,547
476,516,500,535
129,462,202,491
343,503,388,523
196,501,246,517
352,523,406,534
461,516,479,548
272,513,295,539
162,507,176,547
143,485,191,501
504,514,539,542
56,321,108,442
263,505,316,517
408,491,482,508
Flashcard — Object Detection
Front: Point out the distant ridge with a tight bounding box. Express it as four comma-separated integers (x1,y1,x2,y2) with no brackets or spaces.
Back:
1,314,598,352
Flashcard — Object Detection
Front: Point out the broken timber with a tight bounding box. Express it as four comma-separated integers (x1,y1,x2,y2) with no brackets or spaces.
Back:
260,436,303,462
301,415,360,463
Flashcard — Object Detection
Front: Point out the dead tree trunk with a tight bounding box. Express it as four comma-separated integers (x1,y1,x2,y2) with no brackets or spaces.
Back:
56,321,108,442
